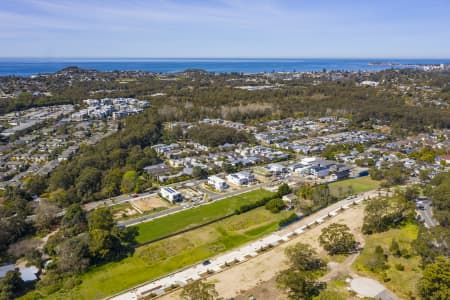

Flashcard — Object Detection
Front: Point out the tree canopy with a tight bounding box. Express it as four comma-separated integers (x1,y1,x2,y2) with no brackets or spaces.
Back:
418,256,450,300
276,243,326,300
319,223,357,255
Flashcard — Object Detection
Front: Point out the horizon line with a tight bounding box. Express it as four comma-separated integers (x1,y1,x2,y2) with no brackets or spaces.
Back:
1,56,450,60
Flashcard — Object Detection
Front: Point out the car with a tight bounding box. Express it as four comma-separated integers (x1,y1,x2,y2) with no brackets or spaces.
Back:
202,260,211,266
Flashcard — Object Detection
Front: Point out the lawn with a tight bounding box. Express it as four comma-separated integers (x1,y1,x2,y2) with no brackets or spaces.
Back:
44,207,290,300
329,176,380,198
317,279,354,300
134,189,274,244
352,223,421,299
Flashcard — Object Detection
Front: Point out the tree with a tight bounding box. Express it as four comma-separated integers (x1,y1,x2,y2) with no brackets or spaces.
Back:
284,243,326,272
75,167,102,201
0,269,24,300
419,169,432,182
364,245,387,272
192,166,208,179
418,256,450,300
297,184,313,200
311,184,335,208
61,204,87,236
319,223,357,255
276,270,325,300
413,226,450,266
265,198,285,213
49,167,73,191
88,229,117,261
120,170,138,194
276,243,326,300
389,239,401,257
88,208,114,232
277,183,291,197
362,196,414,234
0,215,29,253
111,226,139,246
87,207,132,262
102,168,123,198
23,175,48,197
56,235,90,274
34,199,60,233
429,179,450,227
404,185,420,201
181,280,218,300
381,163,408,187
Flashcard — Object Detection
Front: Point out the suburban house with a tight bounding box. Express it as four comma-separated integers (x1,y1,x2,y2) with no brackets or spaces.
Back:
160,187,182,203
226,171,255,186
207,175,228,191
301,159,353,180
267,163,287,174
436,154,450,165
144,163,171,177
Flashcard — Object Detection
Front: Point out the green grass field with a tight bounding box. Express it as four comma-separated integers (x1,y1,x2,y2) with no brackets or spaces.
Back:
329,176,380,198
352,223,421,299
134,189,274,244
43,207,289,300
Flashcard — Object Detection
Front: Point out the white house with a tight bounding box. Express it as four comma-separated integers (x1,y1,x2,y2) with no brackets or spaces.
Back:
208,175,228,191
267,163,287,174
160,187,182,203
226,171,255,186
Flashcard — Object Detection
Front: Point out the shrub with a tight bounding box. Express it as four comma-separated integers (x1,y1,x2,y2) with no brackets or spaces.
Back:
279,213,299,227
235,195,277,214
265,198,285,213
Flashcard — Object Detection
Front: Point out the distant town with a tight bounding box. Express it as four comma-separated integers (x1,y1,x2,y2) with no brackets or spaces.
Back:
0,65,449,300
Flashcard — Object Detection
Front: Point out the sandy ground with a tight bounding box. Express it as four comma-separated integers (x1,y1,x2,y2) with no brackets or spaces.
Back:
158,205,365,300
113,207,139,219
132,195,170,211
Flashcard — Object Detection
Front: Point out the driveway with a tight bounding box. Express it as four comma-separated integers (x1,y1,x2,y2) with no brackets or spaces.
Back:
350,277,399,300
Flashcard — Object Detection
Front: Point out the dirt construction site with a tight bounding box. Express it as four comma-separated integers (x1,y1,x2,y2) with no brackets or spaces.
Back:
158,205,366,300
131,195,171,213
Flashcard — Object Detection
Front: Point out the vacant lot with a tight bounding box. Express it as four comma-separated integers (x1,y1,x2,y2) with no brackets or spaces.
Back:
134,189,274,244
109,202,138,220
329,176,380,197
132,195,170,212
45,207,289,300
353,223,421,299
159,205,366,300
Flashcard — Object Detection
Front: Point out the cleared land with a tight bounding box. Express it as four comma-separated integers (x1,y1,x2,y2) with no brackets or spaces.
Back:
329,176,380,197
160,205,367,300
109,202,138,220
132,195,170,211
352,223,421,299
46,207,290,300
134,189,274,244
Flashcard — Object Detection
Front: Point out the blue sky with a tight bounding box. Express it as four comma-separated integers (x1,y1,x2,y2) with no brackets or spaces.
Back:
1,0,449,58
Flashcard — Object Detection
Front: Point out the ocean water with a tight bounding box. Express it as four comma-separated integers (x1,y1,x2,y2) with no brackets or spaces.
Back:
0,58,449,77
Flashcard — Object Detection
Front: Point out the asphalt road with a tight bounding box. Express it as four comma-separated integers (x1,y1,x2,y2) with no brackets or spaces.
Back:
416,200,437,228
118,183,266,227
